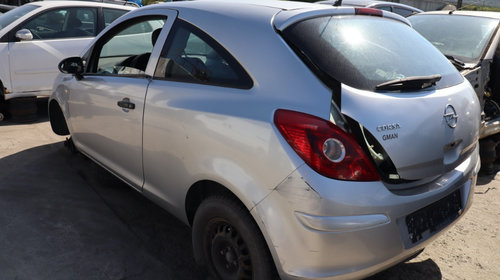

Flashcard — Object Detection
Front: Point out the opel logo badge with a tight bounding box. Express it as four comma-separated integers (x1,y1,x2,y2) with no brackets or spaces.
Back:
444,104,458,128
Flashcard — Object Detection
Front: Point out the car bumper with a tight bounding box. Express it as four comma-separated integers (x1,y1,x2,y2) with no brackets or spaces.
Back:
480,116,500,139
252,145,479,280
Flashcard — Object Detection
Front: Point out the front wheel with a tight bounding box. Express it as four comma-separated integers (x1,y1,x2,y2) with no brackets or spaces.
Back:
192,196,277,280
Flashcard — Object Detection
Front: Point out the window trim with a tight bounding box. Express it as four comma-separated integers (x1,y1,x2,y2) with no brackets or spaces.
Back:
153,19,253,90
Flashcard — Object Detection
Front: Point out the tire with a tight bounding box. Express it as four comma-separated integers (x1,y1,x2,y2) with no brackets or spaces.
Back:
0,83,7,121
9,97,38,123
192,196,277,280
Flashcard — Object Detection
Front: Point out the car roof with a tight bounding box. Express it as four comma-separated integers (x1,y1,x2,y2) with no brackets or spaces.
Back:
159,0,322,12
415,10,500,20
138,0,330,29
25,0,136,10
147,0,409,25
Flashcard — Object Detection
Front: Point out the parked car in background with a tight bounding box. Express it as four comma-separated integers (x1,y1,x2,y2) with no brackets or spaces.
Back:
75,0,140,7
317,0,423,17
0,0,140,7
0,3,15,15
50,1,480,279
0,1,135,121
409,11,500,173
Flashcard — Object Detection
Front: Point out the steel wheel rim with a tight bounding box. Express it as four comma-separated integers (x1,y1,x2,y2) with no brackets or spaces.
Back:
207,221,252,280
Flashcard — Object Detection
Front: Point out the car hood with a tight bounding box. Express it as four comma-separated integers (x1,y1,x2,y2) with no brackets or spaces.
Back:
340,81,480,180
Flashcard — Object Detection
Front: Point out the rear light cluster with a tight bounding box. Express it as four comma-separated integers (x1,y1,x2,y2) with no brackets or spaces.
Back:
274,109,380,181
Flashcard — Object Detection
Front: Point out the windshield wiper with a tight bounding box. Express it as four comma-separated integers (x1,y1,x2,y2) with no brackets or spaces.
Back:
375,74,441,91
445,55,465,70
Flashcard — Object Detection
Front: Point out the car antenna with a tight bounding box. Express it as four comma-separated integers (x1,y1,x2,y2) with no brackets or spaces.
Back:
450,0,473,14
334,0,343,7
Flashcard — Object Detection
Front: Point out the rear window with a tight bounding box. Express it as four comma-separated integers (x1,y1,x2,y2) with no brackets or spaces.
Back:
409,14,500,64
282,15,462,91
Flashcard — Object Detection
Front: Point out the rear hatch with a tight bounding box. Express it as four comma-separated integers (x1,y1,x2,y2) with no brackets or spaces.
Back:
277,9,480,180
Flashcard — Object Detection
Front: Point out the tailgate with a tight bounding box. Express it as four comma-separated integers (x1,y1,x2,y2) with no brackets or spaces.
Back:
341,82,480,180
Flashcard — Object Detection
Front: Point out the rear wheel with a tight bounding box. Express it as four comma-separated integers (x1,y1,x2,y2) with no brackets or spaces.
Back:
192,196,277,280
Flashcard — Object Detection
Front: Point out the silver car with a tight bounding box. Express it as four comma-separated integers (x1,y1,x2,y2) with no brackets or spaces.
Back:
409,11,500,173
49,1,480,279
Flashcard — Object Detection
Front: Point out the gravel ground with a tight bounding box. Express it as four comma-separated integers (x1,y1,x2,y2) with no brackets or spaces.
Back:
0,100,499,279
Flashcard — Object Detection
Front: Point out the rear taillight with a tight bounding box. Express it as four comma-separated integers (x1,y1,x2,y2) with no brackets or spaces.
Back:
274,109,380,181
354,8,383,17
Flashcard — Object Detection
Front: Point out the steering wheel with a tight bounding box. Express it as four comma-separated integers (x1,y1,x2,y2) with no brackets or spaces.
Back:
37,25,56,32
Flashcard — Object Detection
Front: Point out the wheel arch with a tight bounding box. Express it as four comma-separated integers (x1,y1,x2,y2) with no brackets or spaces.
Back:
49,99,70,135
185,180,246,227
186,180,280,279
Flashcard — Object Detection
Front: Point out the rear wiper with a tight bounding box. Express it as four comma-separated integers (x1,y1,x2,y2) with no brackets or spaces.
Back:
445,55,465,70
375,74,441,91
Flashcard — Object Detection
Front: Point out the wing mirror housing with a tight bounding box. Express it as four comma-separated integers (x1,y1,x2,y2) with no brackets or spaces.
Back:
58,57,84,79
15,29,33,41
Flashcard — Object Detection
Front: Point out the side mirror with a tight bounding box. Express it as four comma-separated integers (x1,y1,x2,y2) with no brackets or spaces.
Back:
15,29,33,41
58,57,84,78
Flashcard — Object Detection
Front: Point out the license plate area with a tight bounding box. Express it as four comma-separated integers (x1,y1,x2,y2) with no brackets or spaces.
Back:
406,190,462,244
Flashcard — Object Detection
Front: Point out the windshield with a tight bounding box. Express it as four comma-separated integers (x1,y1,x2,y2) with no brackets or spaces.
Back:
0,4,39,32
282,15,462,91
409,14,500,64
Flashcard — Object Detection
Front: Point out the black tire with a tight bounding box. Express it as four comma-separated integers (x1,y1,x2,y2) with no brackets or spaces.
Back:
9,97,38,123
192,196,277,280
0,82,7,121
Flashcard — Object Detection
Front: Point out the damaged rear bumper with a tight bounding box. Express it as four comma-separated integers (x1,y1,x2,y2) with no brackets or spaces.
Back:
252,145,480,280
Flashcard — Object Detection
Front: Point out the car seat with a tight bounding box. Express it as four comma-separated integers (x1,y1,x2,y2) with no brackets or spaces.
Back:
119,28,162,72
65,17,91,37
166,27,208,81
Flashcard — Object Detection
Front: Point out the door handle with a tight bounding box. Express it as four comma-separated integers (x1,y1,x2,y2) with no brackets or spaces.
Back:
117,98,135,110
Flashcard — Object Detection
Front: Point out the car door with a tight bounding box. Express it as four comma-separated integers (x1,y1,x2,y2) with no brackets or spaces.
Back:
142,19,254,215
8,6,98,95
66,10,176,190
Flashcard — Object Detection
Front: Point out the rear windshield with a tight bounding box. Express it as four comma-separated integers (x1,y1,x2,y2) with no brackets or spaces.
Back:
282,15,462,91
409,14,500,64
0,4,38,32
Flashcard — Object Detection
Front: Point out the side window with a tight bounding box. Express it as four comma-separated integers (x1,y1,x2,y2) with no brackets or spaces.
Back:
19,7,96,40
392,7,414,17
103,8,129,27
154,20,253,89
88,16,166,76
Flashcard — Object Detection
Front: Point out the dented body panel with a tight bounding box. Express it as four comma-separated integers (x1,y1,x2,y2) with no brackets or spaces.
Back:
253,146,479,279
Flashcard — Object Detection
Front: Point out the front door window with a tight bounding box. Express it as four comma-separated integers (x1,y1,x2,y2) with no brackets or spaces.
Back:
19,7,97,39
